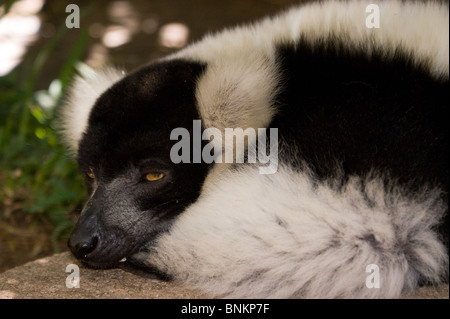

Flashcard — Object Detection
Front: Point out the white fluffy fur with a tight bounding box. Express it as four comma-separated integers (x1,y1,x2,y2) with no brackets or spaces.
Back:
168,0,449,135
60,67,125,153
135,165,448,298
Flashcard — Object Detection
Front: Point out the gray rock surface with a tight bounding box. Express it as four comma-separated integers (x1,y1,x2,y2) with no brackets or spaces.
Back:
0,252,448,299
0,252,206,299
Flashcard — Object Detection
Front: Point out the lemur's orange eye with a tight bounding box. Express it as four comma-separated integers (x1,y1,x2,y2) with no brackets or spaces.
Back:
86,172,95,179
145,172,165,182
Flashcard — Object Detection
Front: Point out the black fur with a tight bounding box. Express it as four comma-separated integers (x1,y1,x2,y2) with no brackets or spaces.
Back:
271,39,449,245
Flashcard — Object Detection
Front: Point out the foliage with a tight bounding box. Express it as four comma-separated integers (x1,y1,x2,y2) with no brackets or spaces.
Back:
0,18,90,252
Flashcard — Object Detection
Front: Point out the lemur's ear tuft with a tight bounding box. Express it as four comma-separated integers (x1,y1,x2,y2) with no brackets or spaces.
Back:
58,67,126,155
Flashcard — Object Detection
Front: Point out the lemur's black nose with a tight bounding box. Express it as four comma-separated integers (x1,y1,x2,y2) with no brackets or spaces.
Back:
68,231,99,260
68,235,98,260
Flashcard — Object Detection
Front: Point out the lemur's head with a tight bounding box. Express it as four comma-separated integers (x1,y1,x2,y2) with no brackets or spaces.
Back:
65,60,210,268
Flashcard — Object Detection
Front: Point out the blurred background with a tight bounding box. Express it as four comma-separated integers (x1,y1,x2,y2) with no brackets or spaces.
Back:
0,0,303,272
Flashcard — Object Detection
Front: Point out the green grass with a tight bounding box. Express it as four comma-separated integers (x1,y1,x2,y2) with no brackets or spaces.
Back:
0,15,91,252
